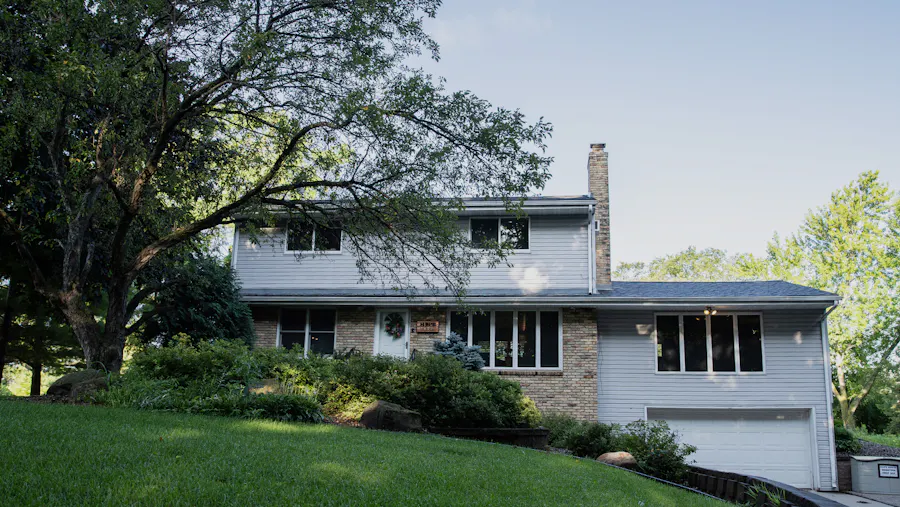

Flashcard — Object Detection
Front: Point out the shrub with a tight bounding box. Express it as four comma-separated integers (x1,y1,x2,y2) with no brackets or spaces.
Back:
433,332,485,371
558,421,619,458
617,420,696,482
835,427,862,454
247,394,324,423
542,412,583,448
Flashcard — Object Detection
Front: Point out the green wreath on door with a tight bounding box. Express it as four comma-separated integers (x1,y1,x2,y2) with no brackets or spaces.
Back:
384,313,405,340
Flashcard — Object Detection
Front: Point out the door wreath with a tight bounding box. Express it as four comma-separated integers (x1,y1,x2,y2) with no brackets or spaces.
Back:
384,312,405,340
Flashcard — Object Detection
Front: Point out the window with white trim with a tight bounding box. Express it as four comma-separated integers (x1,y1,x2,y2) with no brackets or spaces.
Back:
655,314,764,373
286,221,342,252
448,309,561,369
279,309,336,355
470,217,529,250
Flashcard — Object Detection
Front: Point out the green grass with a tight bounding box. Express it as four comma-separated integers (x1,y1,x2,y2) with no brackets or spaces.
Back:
855,427,900,448
0,400,725,507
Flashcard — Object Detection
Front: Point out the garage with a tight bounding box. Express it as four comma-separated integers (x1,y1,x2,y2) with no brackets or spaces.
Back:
647,408,815,488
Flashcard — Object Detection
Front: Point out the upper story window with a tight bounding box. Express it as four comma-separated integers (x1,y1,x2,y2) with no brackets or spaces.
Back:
655,314,764,373
279,309,336,355
449,309,560,369
286,221,342,253
470,217,529,250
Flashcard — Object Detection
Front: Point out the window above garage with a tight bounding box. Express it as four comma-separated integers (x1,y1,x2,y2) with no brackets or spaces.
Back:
655,314,764,373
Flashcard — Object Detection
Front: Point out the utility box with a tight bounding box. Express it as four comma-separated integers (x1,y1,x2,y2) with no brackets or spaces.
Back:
851,456,900,494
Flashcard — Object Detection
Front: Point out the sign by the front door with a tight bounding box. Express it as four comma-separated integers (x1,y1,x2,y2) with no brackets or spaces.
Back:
879,464,900,478
415,320,440,333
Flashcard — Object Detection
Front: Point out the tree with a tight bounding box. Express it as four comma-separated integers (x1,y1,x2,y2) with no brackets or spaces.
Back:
0,1,551,372
752,172,900,429
614,247,755,281
132,254,255,347
0,280,82,395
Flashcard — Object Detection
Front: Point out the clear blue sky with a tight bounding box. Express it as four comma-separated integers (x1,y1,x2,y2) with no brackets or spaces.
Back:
415,0,900,267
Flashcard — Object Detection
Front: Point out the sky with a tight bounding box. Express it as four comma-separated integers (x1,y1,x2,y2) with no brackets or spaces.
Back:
413,0,900,267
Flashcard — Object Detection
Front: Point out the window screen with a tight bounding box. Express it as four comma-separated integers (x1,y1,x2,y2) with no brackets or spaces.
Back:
286,223,313,251
656,316,680,372
316,225,342,251
517,311,536,367
280,310,307,350
472,312,491,363
308,310,336,355
540,311,560,368
471,219,499,249
738,315,764,372
494,311,513,367
500,218,529,250
711,315,736,372
450,311,468,340
683,315,708,372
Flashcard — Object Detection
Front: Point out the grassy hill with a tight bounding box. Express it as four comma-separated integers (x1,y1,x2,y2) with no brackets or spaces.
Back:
0,400,725,506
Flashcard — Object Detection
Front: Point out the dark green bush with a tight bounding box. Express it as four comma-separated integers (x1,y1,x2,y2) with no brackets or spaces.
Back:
834,427,862,454
617,420,697,482
542,414,696,483
558,421,619,458
247,394,324,423
107,340,539,429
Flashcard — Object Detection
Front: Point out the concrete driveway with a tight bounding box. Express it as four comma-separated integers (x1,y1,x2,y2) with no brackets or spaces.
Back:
817,491,899,507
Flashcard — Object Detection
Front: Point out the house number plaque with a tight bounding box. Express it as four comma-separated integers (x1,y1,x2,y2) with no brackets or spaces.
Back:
415,321,440,333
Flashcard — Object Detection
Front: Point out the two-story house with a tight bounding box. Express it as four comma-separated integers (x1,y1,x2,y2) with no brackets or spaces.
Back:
232,144,840,491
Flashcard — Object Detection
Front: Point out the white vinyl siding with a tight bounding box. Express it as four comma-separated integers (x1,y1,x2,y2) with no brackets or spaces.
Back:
234,215,589,291
597,309,835,490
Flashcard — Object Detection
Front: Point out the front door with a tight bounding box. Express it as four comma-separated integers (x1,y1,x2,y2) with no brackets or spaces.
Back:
376,309,410,358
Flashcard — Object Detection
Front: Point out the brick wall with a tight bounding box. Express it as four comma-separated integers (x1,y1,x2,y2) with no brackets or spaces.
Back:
497,308,598,420
251,307,278,348
251,305,599,421
335,308,376,353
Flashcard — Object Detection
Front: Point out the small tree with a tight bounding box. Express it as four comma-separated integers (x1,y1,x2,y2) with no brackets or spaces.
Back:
434,332,484,371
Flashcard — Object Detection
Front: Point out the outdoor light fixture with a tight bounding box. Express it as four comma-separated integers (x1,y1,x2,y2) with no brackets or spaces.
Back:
704,306,717,315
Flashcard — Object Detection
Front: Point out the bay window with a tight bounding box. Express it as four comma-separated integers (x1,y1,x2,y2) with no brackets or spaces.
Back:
655,314,764,373
448,309,561,369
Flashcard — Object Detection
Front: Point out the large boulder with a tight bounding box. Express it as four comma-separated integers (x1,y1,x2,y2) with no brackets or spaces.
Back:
359,401,423,432
597,451,637,468
47,369,108,399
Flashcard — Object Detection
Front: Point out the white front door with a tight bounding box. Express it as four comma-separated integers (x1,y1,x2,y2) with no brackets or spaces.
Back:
648,408,815,488
375,309,410,358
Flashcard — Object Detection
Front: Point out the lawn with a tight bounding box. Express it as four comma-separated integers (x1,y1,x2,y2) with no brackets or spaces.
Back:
0,400,725,507
856,428,900,448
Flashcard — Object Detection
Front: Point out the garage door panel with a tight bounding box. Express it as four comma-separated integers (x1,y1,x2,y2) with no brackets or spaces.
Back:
648,408,813,489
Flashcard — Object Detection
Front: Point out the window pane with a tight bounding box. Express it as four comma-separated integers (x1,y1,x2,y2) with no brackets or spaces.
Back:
472,312,491,363
683,315,708,372
309,332,335,355
738,315,764,372
540,311,560,368
309,309,336,332
656,315,681,372
500,218,529,250
494,311,513,368
316,225,342,251
281,310,307,331
286,222,313,251
280,331,305,350
450,311,468,340
471,219,499,249
711,315,736,372
517,311,536,367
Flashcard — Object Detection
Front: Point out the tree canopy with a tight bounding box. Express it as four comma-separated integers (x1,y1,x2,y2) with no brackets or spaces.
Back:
0,0,552,371
615,172,900,429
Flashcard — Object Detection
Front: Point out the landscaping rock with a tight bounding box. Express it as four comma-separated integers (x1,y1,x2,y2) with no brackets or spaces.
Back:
597,451,637,468
246,378,281,395
359,401,423,432
47,369,108,399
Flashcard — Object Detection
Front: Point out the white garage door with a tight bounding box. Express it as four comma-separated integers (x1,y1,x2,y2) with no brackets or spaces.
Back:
647,408,814,488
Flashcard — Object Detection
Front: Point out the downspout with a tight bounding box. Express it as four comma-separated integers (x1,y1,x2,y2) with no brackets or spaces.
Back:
819,302,840,491
231,225,239,271
588,204,596,294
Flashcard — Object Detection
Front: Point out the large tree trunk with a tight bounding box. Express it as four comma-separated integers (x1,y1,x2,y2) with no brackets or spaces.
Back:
29,361,41,396
60,290,124,373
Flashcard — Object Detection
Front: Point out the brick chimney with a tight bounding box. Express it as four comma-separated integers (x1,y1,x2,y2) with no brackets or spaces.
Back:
588,143,611,290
